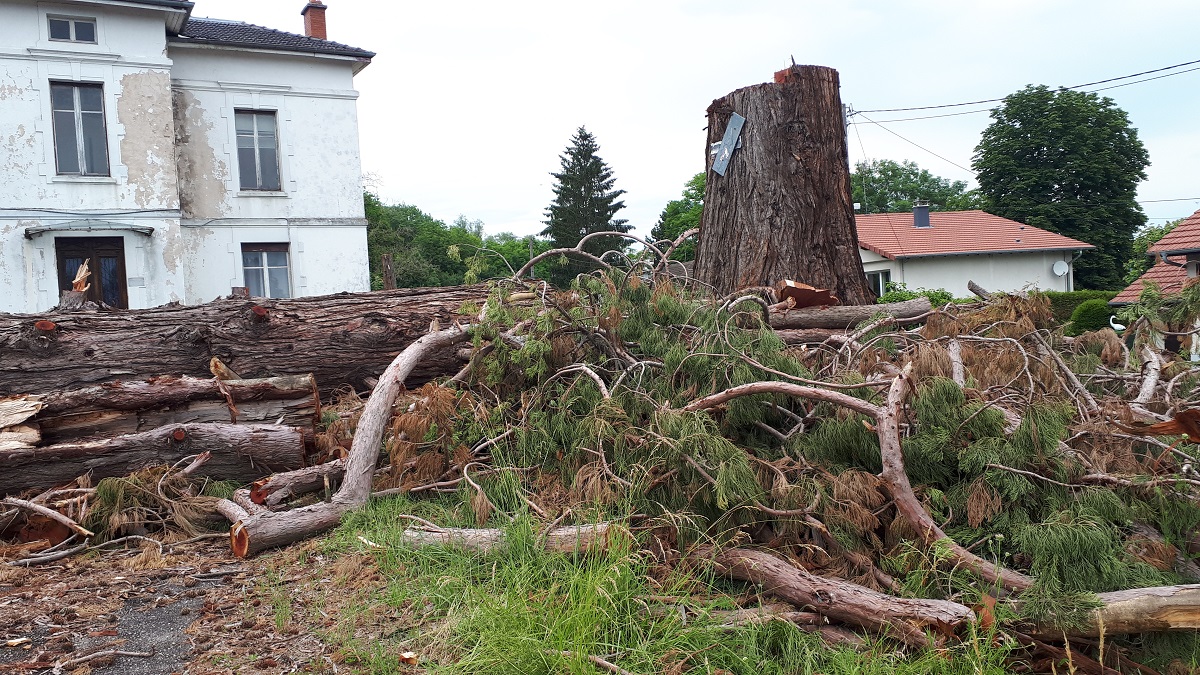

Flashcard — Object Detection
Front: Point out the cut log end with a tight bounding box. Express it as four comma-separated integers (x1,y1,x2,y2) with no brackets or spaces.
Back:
230,521,250,558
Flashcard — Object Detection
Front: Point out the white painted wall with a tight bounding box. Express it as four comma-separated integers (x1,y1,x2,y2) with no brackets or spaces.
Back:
858,249,1077,296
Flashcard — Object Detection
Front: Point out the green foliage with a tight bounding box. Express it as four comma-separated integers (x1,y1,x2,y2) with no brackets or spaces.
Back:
650,172,703,261
877,281,955,307
851,159,984,214
1125,218,1183,284
365,191,551,288
1066,297,1116,335
540,127,630,286
973,85,1150,290
1039,289,1120,323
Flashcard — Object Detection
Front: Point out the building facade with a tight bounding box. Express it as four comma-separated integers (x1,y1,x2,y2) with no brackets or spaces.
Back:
0,0,373,313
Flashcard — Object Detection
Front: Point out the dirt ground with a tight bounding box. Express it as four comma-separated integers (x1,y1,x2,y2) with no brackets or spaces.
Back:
0,541,345,675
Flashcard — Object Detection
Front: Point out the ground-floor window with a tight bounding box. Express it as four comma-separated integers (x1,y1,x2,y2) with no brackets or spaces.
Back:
55,236,127,308
242,243,291,298
865,269,891,296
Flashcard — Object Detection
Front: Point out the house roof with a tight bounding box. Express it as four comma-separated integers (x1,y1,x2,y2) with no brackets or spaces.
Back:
1149,208,1200,255
173,17,375,60
1111,259,1191,304
854,210,1094,260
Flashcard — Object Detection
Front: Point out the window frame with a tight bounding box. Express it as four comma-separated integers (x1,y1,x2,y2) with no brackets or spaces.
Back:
234,110,282,192
241,243,292,299
50,81,110,177
47,16,97,44
865,270,891,297
55,236,128,308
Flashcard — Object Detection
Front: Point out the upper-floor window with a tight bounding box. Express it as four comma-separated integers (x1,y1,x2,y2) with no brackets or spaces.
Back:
51,82,109,176
48,17,96,43
235,110,281,191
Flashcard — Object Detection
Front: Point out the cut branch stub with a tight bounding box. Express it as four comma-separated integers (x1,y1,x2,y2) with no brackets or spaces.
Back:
33,320,56,333
247,305,269,324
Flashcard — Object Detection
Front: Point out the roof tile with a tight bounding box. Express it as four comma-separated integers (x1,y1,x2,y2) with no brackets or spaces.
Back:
173,17,374,59
1111,260,1191,304
1149,208,1200,254
855,210,1094,260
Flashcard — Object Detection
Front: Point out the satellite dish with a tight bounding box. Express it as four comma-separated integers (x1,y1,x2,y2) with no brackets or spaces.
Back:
1052,260,1070,277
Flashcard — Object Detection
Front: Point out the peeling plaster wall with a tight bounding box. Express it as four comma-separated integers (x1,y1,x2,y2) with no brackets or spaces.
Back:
0,1,184,313
172,88,228,219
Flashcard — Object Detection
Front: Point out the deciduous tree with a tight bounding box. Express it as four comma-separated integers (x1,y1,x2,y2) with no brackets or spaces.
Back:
650,173,704,261
851,159,983,214
973,85,1149,289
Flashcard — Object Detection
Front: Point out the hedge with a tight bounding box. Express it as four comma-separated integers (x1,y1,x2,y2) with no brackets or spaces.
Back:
1039,290,1119,324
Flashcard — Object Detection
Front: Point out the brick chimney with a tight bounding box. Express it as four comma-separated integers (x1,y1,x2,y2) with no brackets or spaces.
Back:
302,0,327,40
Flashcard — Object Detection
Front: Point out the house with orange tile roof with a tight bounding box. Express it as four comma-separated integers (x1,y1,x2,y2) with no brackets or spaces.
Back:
1112,208,1200,305
856,205,1095,297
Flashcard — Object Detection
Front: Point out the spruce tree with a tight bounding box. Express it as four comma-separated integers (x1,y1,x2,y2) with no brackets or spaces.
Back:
540,127,628,285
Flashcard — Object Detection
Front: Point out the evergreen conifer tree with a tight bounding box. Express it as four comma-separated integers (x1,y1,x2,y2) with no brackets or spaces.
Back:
540,127,628,285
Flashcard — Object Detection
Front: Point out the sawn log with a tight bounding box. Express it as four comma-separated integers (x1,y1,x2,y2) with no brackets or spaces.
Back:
768,297,932,330
0,422,306,496
0,286,486,396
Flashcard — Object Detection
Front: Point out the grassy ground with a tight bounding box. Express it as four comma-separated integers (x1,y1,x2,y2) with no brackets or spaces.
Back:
273,494,1022,675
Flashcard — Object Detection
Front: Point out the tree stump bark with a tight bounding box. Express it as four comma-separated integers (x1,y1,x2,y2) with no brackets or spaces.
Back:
694,65,872,303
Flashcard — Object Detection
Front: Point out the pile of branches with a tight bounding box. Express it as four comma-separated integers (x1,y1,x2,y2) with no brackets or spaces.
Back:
10,232,1200,672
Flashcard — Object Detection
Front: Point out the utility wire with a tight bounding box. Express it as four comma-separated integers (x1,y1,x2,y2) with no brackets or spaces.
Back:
853,114,975,174
852,57,1200,114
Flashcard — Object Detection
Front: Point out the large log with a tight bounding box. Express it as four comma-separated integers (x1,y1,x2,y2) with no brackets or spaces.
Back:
0,286,486,396
24,374,319,445
0,422,305,496
1028,584,1200,638
696,546,973,648
693,65,873,303
769,297,932,330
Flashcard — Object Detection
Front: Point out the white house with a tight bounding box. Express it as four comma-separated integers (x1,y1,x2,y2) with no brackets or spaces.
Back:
856,205,1094,297
0,0,373,313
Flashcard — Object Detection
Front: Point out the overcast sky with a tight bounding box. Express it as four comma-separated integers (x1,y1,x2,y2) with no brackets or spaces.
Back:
195,0,1200,238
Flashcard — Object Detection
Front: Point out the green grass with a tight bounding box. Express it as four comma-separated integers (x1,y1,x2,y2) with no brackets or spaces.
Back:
306,494,1018,674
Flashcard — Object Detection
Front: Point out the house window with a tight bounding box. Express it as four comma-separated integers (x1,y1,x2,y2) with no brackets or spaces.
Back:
48,17,96,43
242,243,291,298
56,237,127,308
235,111,281,191
51,82,109,176
866,270,891,296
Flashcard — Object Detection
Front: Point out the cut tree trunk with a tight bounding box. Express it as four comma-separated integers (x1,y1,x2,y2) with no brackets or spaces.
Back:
24,374,319,445
249,458,345,507
693,65,873,303
0,422,305,496
1027,583,1200,638
695,546,973,648
0,286,486,396
769,297,931,330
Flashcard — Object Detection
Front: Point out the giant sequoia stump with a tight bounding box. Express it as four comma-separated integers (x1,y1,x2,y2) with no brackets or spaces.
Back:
694,65,872,303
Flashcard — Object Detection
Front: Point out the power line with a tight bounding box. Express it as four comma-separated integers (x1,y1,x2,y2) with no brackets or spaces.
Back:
852,57,1200,114
853,114,975,174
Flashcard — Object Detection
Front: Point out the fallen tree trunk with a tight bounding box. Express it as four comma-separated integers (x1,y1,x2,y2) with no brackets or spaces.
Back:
249,458,345,507
695,546,973,648
399,523,612,554
0,286,485,396
229,325,472,558
0,423,306,496
1028,583,1200,638
16,374,318,445
769,297,931,330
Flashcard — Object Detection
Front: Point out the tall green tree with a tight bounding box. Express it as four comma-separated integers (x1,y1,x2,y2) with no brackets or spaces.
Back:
650,172,704,261
851,159,983,214
973,85,1150,289
541,127,629,285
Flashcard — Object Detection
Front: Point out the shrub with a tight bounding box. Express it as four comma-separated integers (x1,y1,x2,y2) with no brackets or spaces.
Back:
1067,298,1116,335
878,282,954,307
1040,290,1119,324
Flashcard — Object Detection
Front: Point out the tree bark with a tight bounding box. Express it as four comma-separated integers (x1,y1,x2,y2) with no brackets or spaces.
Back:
0,422,305,496
769,297,931,330
0,286,485,396
694,546,973,648
24,374,319,445
229,325,471,558
249,458,345,507
693,65,873,303
399,523,612,554
1027,584,1200,638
